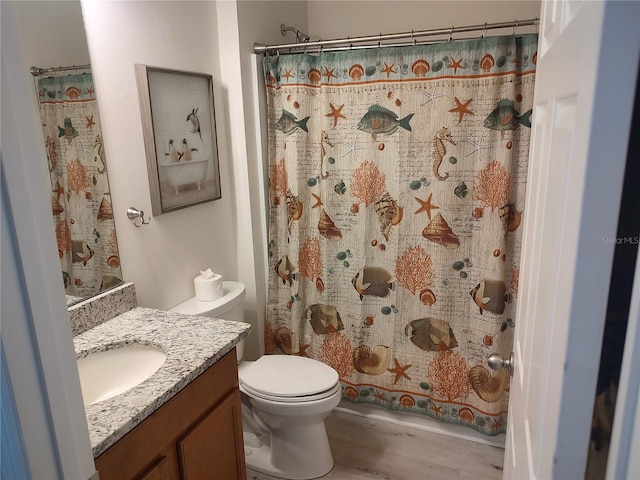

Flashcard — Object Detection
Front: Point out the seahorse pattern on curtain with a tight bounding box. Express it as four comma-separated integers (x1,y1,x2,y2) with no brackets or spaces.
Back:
37,72,121,299
264,34,537,436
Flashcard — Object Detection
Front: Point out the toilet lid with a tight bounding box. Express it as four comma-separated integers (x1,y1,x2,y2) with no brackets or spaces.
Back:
238,355,339,398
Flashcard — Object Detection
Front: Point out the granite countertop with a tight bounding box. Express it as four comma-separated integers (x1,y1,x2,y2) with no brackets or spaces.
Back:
73,306,251,458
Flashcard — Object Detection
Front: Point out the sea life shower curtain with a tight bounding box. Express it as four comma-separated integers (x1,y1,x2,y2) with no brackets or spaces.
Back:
37,72,121,299
264,34,537,435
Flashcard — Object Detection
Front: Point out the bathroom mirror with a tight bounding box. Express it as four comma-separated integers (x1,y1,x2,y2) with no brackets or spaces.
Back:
16,0,123,307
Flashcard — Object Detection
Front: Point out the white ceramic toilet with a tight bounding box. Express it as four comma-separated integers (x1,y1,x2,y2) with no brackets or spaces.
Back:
170,281,341,480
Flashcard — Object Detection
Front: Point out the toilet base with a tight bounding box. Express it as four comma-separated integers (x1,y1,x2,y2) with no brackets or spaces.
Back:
242,403,335,480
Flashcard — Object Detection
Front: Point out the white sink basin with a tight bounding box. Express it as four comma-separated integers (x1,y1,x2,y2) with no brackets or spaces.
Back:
77,343,167,405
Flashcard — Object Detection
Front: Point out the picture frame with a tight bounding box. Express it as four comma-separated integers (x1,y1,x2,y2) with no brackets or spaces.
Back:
135,65,221,215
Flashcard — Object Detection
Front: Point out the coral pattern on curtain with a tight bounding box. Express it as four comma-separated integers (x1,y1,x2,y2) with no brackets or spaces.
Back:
37,72,121,299
264,34,537,436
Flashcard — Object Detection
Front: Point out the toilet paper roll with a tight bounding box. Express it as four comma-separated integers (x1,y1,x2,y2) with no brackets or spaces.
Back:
194,273,223,301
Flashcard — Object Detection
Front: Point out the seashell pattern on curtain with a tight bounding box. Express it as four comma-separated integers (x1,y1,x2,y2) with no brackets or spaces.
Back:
37,72,122,299
264,34,537,436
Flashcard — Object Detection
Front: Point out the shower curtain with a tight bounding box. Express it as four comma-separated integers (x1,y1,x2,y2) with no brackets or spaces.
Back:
264,34,537,436
37,72,121,299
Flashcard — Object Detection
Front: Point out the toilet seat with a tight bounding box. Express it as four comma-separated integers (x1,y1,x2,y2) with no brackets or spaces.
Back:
239,355,339,403
240,381,341,403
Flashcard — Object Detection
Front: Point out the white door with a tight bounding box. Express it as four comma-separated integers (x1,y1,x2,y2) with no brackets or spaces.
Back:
502,1,640,478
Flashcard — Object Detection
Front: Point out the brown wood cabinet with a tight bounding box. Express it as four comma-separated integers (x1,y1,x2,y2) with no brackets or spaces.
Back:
95,349,246,480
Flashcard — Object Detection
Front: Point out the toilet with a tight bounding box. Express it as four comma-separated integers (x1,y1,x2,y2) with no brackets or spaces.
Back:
169,281,341,480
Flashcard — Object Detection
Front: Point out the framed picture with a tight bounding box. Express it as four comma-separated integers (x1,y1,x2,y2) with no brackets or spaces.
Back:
135,65,221,215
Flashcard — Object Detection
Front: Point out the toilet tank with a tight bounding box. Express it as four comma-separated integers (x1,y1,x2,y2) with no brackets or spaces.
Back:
169,281,246,359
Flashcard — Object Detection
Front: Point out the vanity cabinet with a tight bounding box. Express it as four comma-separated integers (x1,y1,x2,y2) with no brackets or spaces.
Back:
95,349,246,480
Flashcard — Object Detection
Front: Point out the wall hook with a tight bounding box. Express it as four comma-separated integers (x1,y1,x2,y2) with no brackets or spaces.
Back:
127,207,151,227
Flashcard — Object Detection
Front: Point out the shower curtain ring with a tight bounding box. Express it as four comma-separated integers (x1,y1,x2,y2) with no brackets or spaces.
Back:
449,26,454,42
482,23,487,39
412,30,417,46
513,20,519,36
378,33,382,48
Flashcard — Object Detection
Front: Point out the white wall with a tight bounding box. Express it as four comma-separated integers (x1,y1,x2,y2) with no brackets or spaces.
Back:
81,1,237,312
306,1,540,39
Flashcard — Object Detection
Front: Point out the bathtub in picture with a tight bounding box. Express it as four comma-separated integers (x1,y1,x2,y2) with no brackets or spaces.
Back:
160,158,208,196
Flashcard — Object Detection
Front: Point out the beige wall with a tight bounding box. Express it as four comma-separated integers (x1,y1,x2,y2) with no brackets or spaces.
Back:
81,1,237,312
14,1,90,69
19,0,540,360
80,0,308,359
306,1,540,39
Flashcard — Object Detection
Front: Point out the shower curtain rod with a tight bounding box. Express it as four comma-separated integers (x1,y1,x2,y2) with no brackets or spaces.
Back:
253,18,538,55
30,64,91,77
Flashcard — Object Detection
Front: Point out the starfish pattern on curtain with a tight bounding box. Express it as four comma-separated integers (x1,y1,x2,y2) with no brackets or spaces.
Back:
264,34,537,436
37,72,121,299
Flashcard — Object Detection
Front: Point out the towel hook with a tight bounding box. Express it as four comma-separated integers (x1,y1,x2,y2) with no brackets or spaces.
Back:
127,207,151,227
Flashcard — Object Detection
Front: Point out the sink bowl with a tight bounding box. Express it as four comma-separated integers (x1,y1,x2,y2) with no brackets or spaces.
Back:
77,343,167,405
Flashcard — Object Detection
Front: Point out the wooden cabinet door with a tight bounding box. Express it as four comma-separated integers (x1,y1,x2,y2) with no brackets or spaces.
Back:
177,389,246,480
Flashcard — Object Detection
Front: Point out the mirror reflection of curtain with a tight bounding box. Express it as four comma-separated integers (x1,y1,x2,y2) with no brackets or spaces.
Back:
37,71,121,298
263,34,537,436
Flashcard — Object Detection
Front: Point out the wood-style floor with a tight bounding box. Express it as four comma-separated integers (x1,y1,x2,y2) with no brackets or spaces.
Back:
247,410,505,480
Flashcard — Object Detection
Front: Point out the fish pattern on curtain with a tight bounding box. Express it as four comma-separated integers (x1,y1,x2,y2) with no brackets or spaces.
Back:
264,34,537,436
37,72,121,299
